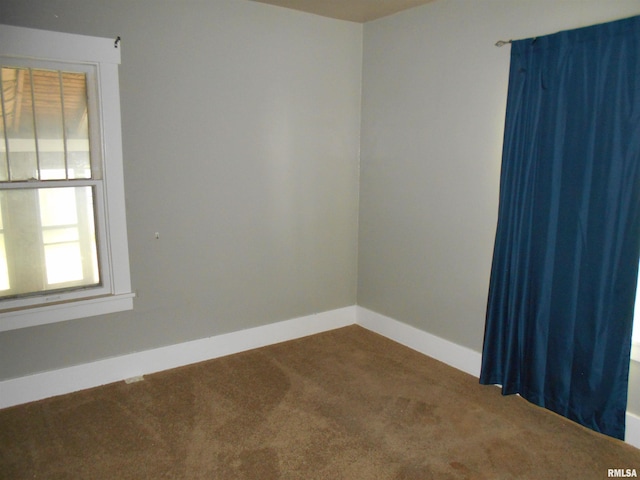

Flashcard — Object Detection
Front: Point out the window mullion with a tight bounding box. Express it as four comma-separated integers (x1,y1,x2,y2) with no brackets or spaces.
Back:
0,68,12,181
28,68,41,181
58,71,70,180
0,179,98,189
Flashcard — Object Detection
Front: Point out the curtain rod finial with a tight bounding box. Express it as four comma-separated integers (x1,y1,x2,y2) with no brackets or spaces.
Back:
495,39,512,47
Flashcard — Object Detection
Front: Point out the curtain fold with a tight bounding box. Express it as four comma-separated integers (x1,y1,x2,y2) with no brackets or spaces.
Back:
480,15,640,440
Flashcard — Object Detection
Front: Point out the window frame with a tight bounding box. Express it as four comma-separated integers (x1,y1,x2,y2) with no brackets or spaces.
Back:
632,269,640,362
0,24,133,332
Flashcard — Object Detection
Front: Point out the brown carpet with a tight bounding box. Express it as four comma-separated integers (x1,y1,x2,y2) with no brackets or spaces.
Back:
1,325,639,479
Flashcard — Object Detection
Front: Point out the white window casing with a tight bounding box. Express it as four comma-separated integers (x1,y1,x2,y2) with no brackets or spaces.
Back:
632,270,640,362
0,24,133,332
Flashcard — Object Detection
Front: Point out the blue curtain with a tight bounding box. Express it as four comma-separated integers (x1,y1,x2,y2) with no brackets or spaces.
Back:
480,15,640,440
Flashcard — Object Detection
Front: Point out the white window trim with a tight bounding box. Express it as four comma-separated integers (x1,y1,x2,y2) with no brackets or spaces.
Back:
0,24,133,332
633,295,640,363
631,268,640,362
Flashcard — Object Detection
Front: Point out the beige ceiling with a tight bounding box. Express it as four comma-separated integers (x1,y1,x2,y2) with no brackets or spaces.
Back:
249,0,437,23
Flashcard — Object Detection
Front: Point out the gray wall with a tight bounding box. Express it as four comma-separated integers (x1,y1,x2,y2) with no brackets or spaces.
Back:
3,0,640,417
0,0,362,379
358,0,640,412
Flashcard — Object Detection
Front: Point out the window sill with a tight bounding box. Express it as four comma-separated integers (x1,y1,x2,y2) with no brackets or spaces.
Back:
0,292,135,332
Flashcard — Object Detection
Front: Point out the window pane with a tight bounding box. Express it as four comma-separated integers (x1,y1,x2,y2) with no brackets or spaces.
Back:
42,226,79,244
0,89,8,181
0,186,100,298
0,67,92,182
0,235,9,292
634,270,640,345
44,243,83,284
32,69,65,180
0,205,9,291
39,187,78,226
2,68,38,181
62,72,91,179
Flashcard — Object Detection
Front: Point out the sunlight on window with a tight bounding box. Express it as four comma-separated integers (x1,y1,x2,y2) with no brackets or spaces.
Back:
634,272,640,346
44,243,84,284
39,188,78,226
1,64,99,296
38,187,97,286
0,212,9,291
631,268,640,362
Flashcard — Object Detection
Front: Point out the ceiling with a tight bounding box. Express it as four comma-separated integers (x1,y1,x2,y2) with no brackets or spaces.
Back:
249,0,437,23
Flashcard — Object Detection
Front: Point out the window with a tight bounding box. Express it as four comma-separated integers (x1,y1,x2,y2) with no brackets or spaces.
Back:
0,25,133,331
632,270,640,361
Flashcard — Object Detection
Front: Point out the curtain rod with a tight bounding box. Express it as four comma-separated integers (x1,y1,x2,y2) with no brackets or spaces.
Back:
496,37,539,47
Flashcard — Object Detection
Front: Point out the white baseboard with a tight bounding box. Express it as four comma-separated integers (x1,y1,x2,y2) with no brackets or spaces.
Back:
355,306,640,448
0,305,356,409
626,412,640,448
2,303,639,449
356,306,482,378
